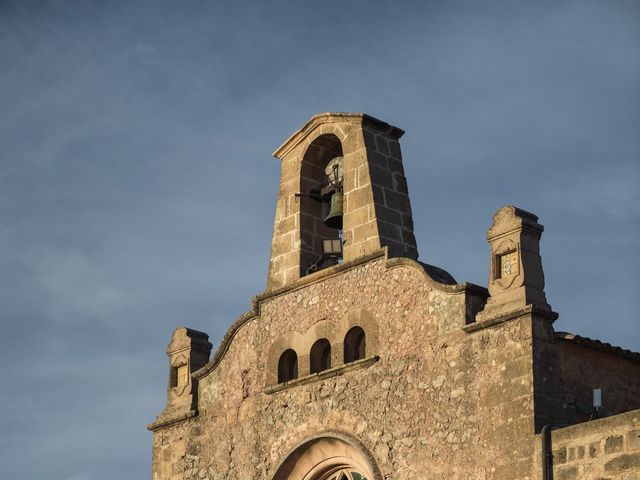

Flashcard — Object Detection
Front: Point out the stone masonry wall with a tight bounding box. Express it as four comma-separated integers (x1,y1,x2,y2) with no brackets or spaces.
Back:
554,343,640,423
545,409,640,480
151,255,546,480
533,329,640,430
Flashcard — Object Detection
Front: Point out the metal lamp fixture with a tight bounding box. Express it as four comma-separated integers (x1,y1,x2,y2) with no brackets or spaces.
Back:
322,238,343,260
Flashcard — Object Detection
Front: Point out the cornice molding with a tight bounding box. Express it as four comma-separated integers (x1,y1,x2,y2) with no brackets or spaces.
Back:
264,355,380,394
463,305,558,333
147,409,197,432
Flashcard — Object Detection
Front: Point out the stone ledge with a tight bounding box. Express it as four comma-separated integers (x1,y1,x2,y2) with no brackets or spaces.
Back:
463,305,558,333
147,409,197,432
264,355,380,394
549,409,640,443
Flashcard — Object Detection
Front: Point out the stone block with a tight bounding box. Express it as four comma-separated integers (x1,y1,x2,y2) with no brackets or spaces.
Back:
375,205,403,225
272,231,293,254
382,238,409,258
605,453,640,472
402,213,414,230
369,165,395,189
378,221,401,241
383,189,410,213
554,447,567,465
346,187,374,213
366,149,388,169
401,228,416,246
392,173,408,194
353,221,378,243
555,465,578,480
388,157,404,174
605,435,624,454
628,430,640,451
275,215,296,237
375,135,389,155
388,140,402,159
342,168,357,191
348,206,371,227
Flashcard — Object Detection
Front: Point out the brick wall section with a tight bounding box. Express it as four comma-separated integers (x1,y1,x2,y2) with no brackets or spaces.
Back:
545,410,640,480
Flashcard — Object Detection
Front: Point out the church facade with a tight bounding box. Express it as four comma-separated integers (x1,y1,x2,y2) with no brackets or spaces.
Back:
148,113,640,480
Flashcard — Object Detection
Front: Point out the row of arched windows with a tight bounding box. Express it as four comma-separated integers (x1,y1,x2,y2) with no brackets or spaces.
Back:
277,326,366,383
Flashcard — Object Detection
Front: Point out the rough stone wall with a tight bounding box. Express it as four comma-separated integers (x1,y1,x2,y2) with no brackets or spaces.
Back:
545,410,640,480
533,330,640,429
554,344,640,421
151,255,548,480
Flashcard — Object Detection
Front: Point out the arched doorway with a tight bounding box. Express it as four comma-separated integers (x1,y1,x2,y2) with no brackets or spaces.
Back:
273,434,380,480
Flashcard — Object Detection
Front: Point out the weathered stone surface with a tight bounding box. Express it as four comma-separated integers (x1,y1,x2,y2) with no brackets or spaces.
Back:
606,435,624,454
549,412,640,479
605,453,640,472
556,465,578,480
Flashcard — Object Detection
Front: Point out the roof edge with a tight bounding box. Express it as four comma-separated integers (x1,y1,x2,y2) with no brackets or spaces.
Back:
556,331,640,364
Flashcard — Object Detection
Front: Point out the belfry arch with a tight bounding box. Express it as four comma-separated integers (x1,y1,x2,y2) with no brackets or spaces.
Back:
273,434,381,480
299,134,344,275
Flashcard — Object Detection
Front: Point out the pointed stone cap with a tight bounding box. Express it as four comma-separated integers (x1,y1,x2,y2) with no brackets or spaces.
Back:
487,205,544,241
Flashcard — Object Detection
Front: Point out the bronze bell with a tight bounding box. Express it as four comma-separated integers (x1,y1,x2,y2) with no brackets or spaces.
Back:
324,191,343,229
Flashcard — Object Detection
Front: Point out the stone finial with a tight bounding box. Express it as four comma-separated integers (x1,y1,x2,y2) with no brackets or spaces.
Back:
155,327,212,425
477,206,551,320
267,113,419,291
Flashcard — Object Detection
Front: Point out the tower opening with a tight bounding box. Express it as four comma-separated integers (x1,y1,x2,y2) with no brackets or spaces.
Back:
299,134,343,276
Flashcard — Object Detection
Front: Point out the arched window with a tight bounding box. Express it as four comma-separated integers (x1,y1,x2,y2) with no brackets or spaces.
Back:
278,349,298,383
344,327,366,363
310,338,331,374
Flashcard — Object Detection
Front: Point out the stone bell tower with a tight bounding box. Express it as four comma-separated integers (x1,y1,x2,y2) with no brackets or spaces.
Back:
267,113,419,291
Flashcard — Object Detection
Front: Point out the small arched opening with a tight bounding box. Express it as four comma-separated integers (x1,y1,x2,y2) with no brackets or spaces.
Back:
310,338,331,374
344,327,366,363
278,349,298,383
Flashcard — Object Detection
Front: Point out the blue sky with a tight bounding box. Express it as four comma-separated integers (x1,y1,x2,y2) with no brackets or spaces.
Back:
1,1,638,478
